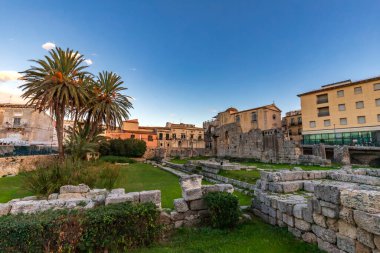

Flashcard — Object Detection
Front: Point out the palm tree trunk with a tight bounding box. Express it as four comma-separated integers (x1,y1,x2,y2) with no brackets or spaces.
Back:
55,105,65,160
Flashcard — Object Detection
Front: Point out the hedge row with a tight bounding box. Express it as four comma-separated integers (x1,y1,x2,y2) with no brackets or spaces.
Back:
0,202,161,253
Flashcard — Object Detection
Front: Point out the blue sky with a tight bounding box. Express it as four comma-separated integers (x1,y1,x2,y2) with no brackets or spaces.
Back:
1,0,380,126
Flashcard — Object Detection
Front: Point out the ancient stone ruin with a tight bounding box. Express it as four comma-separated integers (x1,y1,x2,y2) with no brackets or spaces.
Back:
252,168,380,253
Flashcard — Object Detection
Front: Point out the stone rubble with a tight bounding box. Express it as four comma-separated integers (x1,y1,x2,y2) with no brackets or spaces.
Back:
252,168,380,253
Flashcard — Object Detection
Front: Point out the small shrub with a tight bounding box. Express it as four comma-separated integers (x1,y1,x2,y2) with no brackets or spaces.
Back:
101,138,147,157
96,165,120,189
0,202,161,252
204,192,241,229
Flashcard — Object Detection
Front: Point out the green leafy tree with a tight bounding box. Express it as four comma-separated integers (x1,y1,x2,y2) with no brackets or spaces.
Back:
20,48,90,159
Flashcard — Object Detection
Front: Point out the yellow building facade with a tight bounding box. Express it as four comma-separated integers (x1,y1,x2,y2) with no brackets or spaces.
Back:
282,110,303,143
298,77,380,146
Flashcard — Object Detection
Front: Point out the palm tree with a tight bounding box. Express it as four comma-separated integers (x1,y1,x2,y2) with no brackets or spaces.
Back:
84,71,133,137
20,47,90,159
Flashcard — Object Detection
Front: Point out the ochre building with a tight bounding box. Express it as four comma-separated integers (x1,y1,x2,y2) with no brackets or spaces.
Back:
298,76,380,146
282,110,303,143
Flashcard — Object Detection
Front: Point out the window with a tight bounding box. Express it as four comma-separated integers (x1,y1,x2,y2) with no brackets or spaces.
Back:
181,133,186,139
190,134,194,139
340,118,347,125
309,121,316,128
338,104,346,111
13,117,21,126
324,120,331,127
130,134,135,139
251,112,257,122
357,116,366,124
290,118,295,125
272,114,276,120
235,115,240,123
378,114,380,122
172,133,176,140
297,117,302,124
356,101,364,109
159,133,163,140
337,90,344,97
354,87,362,94
148,135,153,141
166,134,170,140
318,107,330,117
198,135,202,141
317,94,328,104
376,99,380,107
374,83,380,91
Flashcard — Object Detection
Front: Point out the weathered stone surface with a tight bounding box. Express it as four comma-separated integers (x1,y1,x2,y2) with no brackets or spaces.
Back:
354,210,380,235
339,207,355,224
337,234,355,253
294,218,311,231
357,228,375,249
48,193,59,200
322,207,338,219
58,193,84,200
0,203,11,216
302,232,317,244
201,185,218,195
170,211,184,221
326,218,338,232
288,227,302,238
189,199,207,211
356,241,372,253
183,210,200,221
174,198,189,212
174,220,184,228
110,188,125,195
10,200,50,214
338,220,357,239
312,225,336,243
341,189,380,214
180,174,202,190
60,184,90,194
105,194,134,205
139,190,161,207
282,213,294,227
182,188,203,201
159,212,172,225
282,181,304,193
374,234,380,249
215,184,234,193
313,213,327,228
317,238,340,253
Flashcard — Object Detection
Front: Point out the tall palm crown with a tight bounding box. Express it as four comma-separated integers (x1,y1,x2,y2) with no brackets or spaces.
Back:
86,71,133,130
19,47,90,158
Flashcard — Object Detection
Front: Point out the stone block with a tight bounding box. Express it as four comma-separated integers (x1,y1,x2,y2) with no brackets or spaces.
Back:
215,184,234,193
312,225,336,244
58,193,84,199
201,185,218,195
356,241,372,253
282,213,294,227
294,218,311,231
374,234,380,249
357,228,375,249
268,216,276,225
60,184,90,194
48,193,59,200
303,207,313,223
288,227,302,238
180,174,202,190
159,212,172,225
354,210,380,235
110,188,125,195
322,207,338,219
326,218,338,232
139,190,161,207
293,203,306,219
282,181,303,193
302,171,315,180
279,171,303,181
174,198,189,212
341,189,380,214
302,232,317,244
189,199,207,211
182,188,203,201
105,194,134,205
337,234,355,253
314,184,340,204
317,238,340,253
313,213,327,228
183,210,200,221
10,200,50,214
268,183,283,193
312,198,321,214
339,207,355,224
174,220,184,228
304,181,318,192
0,203,11,216
338,220,357,239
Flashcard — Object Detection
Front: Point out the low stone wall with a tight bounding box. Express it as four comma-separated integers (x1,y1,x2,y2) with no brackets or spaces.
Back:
0,154,58,177
162,161,256,195
252,168,380,253
0,174,234,230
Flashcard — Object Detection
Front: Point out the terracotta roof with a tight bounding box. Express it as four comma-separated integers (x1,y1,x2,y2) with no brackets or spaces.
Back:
297,76,380,97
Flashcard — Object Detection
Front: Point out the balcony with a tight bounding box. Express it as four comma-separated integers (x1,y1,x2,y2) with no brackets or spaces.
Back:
4,122,28,129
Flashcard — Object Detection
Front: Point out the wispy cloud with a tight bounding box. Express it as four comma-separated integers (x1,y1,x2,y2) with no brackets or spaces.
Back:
84,59,93,65
42,42,56,50
0,71,22,83
129,68,137,71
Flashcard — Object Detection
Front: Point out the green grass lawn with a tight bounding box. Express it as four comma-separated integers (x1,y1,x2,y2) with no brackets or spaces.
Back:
0,175,31,203
0,162,251,208
135,219,322,253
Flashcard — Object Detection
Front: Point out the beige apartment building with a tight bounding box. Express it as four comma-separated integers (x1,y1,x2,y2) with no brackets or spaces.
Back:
0,104,57,146
282,110,303,143
298,76,380,146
